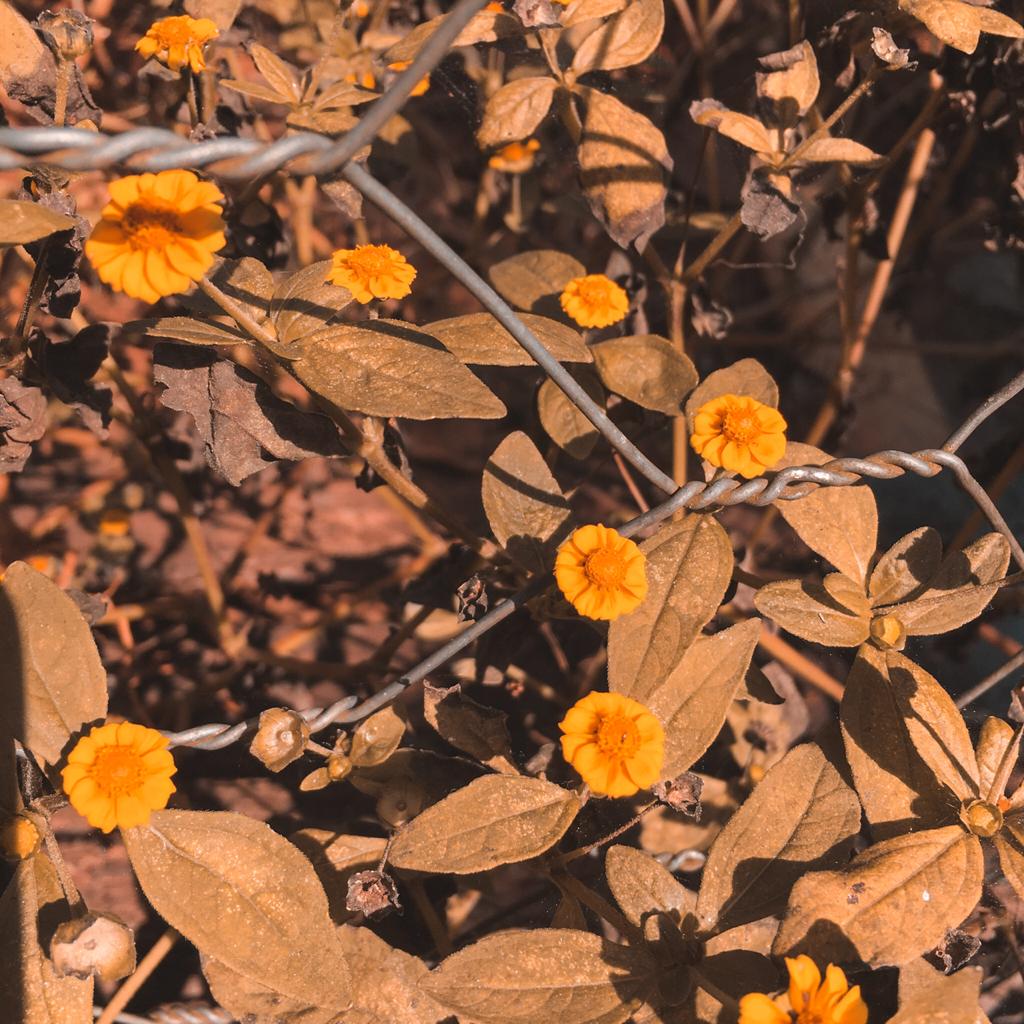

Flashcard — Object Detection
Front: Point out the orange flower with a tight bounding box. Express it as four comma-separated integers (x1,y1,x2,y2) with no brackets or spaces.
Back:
690,393,787,479
135,15,218,74
326,243,417,302
61,722,177,833
344,69,377,90
387,60,430,96
559,274,629,329
84,170,226,304
554,524,647,620
739,956,868,1024
488,139,540,173
559,692,664,797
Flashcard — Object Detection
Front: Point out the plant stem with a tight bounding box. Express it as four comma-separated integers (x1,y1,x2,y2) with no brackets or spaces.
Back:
97,928,180,1024
558,799,659,864
53,59,72,128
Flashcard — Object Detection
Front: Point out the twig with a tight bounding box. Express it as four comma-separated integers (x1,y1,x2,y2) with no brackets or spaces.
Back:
97,928,180,1024
956,649,1024,711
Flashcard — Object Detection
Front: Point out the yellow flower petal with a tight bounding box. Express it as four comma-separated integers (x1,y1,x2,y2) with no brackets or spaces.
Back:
786,954,822,1014
832,985,868,1024
738,993,790,1024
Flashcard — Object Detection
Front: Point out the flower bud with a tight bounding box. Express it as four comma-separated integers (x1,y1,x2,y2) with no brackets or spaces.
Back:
869,614,907,651
327,752,353,782
50,912,136,983
36,10,94,61
250,708,310,772
961,798,1003,838
0,815,40,861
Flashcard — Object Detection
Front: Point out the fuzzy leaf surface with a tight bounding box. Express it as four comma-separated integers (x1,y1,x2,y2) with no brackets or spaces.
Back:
591,335,698,414
427,312,590,366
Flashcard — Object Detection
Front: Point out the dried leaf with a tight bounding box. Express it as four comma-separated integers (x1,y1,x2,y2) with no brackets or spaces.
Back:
271,260,354,344
247,42,301,103
292,320,506,420
891,959,982,1024
0,562,108,765
0,379,47,474
841,645,972,840
349,707,405,768
488,249,586,313
423,929,657,1024
975,717,1016,798
388,775,580,873
756,40,820,121
202,955,341,1024
690,102,776,155
891,533,1010,636
774,825,984,967
144,316,251,347
772,442,879,586
871,27,916,70
0,855,93,1024
0,200,76,247
384,9,523,62
754,578,871,647
899,0,1023,54
646,620,761,779
868,527,943,606
123,810,350,1008
591,335,697,415
577,87,672,249
994,816,1024,902
740,172,801,240
153,344,345,486
571,0,664,73
696,744,861,932
562,0,629,28
184,0,242,30
799,137,882,164
427,312,590,366
423,683,518,774
221,78,292,104
537,367,604,460
477,77,559,148
187,258,274,330
607,514,734,701
605,845,696,934
482,431,572,573
684,358,778,429
289,830,388,925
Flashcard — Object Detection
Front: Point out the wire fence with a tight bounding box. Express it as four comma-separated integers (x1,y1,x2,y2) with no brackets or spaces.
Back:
4,0,1024,758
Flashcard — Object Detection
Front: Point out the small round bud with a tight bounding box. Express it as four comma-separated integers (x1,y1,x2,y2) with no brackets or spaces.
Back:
327,752,353,782
869,614,907,651
961,798,1003,838
50,912,136,984
0,815,41,861
36,10,95,61
250,708,310,772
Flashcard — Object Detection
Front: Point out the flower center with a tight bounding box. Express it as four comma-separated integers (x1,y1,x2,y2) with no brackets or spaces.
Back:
795,1013,823,1024
583,547,628,588
349,248,396,276
156,20,197,45
92,747,146,797
578,280,611,305
122,203,183,251
596,713,641,758
722,407,761,444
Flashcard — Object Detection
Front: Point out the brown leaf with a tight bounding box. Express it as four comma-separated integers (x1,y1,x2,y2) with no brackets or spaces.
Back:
247,42,301,103
690,103,776,155
270,260,354,344
221,79,294,104
890,959,982,1024
0,379,47,473
646,620,761,779
562,0,629,28
890,533,1010,636
772,443,878,587
186,258,274,330
481,431,573,573
349,707,405,768
841,645,972,839
871,27,916,70
975,717,1016,799
423,929,657,1024
608,515,734,701
994,816,1024,902
388,775,580,873
753,578,871,647
289,830,388,925
153,344,345,486
899,0,1024,54
202,956,342,1024
144,316,251,347
868,527,943,607
799,137,882,164
605,844,696,935
577,87,673,249
0,200,76,247
591,335,698,415
0,855,94,1024
423,683,519,774
683,358,778,430
426,312,590,366
774,825,984,967
755,40,820,121
488,249,586,313
0,562,108,765
291,320,506,420
184,0,242,29
537,367,605,460
570,0,664,74
696,744,861,932
477,77,559,148
123,810,350,1008
384,9,523,62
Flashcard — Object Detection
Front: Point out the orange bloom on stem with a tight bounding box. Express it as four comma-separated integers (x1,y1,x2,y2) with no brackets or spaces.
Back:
559,692,664,797
387,60,431,96
488,139,541,173
135,15,218,74
554,524,647,621
739,956,868,1024
61,722,177,834
690,393,787,479
84,169,226,304
326,243,417,302
560,274,629,329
